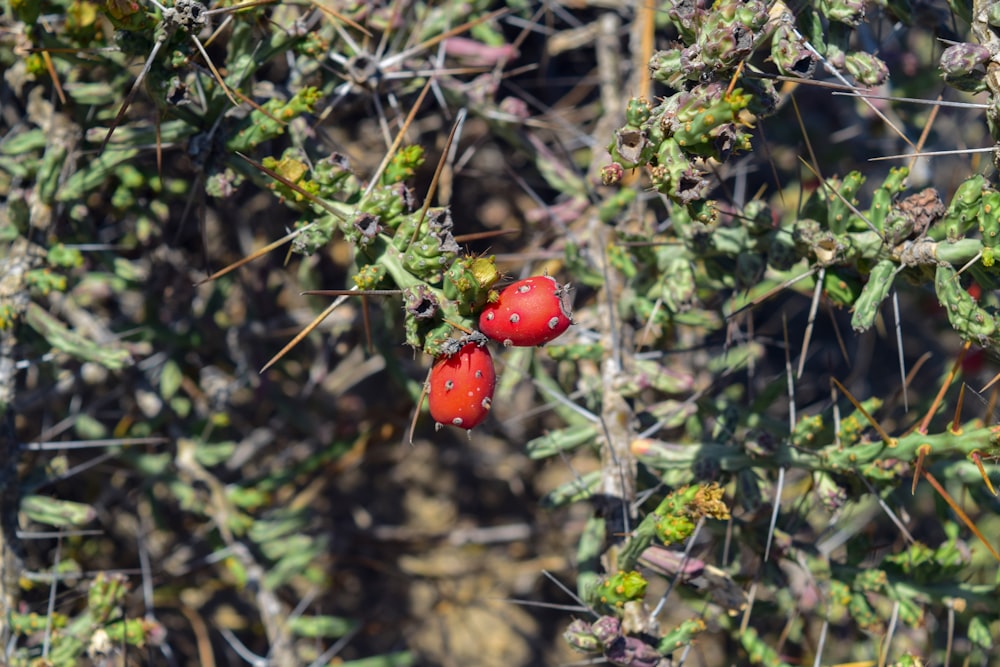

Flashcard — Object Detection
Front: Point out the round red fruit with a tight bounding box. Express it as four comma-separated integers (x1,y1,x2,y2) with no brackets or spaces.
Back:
428,343,496,429
479,276,573,346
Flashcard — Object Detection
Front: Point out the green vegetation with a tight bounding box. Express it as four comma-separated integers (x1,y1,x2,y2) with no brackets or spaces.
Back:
1,1,999,665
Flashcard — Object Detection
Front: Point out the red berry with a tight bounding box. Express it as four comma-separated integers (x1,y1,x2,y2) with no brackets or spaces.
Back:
428,343,496,429
479,275,573,346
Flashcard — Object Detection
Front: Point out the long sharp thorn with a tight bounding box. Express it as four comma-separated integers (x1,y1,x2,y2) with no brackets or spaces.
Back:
917,340,970,434
377,9,510,71
200,13,232,49
987,382,1000,422
229,86,287,123
970,451,998,496
955,383,998,495
980,368,1000,393
101,38,166,152
813,620,828,667
953,251,982,280
855,473,915,543
830,377,895,446
724,59,745,99
905,352,932,390
361,79,433,201
41,49,67,105
409,368,433,445
302,289,401,297
952,383,965,433
766,314,795,563
370,0,402,63
42,535,62,657
892,291,908,411
831,89,990,109
738,581,758,634
921,469,1000,562
26,437,168,451
756,121,785,209
909,95,942,173
789,28,913,148
764,466,784,563
727,266,818,319
453,229,518,243
911,444,929,495
878,600,900,667
410,110,467,247
195,227,306,285
824,300,851,367
205,0,278,17
260,298,346,374
791,95,823,184
870,147,996,161
236,152,347,221
796,266,823,379
190,34,239,107
310,0,372,36
361,294,373,354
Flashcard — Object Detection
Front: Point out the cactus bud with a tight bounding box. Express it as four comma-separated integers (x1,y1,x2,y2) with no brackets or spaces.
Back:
594,571,648,611
821,0,867,25
940,43,991,93
590,615,623,646
771,23,815,77
845,51,889,86
648,48,686,86
625,97,652,127
700,18,754,70
444,255,500,315
563,619,601,654
601,162,625,185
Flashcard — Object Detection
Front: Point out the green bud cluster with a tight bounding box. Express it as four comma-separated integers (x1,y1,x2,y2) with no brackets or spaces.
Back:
396,209,461,282
592,570,648,611
651,0,769,87
245,139,501,355
227,86,322,153
930,174,986,242
602,0,779,217
443,255,501,316
8,571,164,661
565,614,687,666
844,50,889,86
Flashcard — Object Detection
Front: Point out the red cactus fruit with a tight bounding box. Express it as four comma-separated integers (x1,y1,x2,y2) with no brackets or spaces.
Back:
479,275,573,346
428,343,496,429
